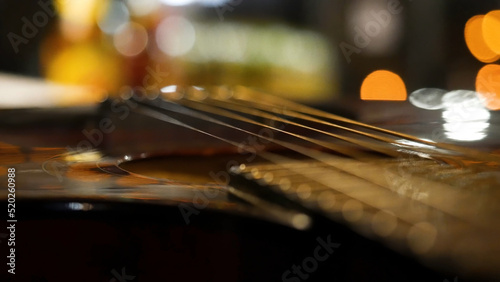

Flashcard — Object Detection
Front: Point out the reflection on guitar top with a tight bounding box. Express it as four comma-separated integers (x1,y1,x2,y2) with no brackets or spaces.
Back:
1,86,499,281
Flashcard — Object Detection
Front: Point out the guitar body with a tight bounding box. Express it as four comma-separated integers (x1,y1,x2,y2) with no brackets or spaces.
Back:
4,200,453,282
0,88,492,282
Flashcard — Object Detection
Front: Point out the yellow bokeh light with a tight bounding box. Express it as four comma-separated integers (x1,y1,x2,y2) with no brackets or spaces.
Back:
360,70,407,101
464,15,500,63
55,0,108,41
54,0,105,25
45,43,122,93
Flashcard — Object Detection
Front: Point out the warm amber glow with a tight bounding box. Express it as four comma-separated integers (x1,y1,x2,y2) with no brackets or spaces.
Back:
0,166,7,176
464,15,500,63
482,10,500,55
476,64,500,110
56,0,104,41
45,43,122,93
115,176,160,186
65,163,111,182
360,70,407,101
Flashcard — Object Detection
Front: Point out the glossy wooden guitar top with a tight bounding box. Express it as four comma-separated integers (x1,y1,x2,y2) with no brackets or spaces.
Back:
1,85,499,281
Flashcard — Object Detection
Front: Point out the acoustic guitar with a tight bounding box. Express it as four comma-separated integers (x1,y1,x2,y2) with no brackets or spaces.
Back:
1,85,498,282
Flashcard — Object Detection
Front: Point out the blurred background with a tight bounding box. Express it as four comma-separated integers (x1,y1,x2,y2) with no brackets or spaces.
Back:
3,2,500,281
0,0,500,131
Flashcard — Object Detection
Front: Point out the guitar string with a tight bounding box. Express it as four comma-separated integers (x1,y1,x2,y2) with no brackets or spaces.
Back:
129,94,495,234
131,88,500,266
131,99,496,259
130,103,421,228
222,92,489,168
162,94,500,228
158,96,380,159
205,92,411,154
227,86,500,164
170,95,402,158
212,96,460,163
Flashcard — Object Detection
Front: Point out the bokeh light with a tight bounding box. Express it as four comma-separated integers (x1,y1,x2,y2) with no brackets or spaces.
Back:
45,43,122,92
439,90,490,142
464,15,500,63
39,1,336,103
160,0,195,6
113,22,148,57
442,105,490,142
476,64,500,110
482,10,500,55
442,89,484,109
56,0,103,42
97,0,130,35
408,88,446,110
360,70,406,101
156,16,196,57
346,0,403,56
159,0,230,7
127,0,161,17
